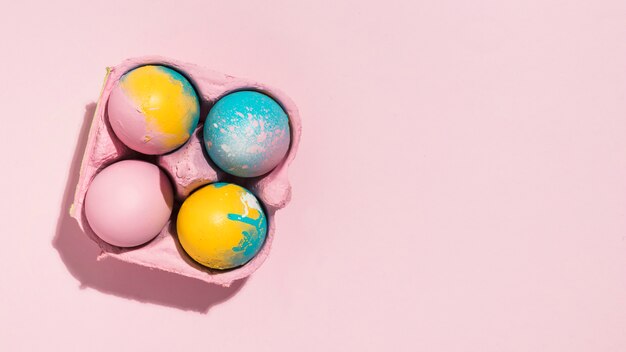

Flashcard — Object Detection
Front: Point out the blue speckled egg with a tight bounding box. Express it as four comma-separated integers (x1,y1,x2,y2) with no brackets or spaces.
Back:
203,91,291,177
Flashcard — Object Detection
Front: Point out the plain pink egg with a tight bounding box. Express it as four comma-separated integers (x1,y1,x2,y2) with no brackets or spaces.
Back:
85,160,174,247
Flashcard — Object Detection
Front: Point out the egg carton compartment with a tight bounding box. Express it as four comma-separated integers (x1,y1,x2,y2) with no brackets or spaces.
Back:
70,56,301,287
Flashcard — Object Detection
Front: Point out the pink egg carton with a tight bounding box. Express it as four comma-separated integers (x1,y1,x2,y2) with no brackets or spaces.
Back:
69,56,301,287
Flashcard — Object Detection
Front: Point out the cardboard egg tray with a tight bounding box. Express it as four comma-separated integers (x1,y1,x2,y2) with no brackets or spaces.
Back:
70,56,301,287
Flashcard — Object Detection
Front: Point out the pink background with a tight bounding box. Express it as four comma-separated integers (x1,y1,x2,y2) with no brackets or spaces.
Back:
1,0,625,350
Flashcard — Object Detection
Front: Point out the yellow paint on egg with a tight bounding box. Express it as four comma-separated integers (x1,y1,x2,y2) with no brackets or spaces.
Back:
177,183,267,270
120,65,200,148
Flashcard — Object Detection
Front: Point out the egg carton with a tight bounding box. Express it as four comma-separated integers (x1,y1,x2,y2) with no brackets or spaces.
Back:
70,57,301,287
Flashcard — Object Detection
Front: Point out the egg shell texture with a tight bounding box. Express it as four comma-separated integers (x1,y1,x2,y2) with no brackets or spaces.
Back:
204,91,291,177
85,160,174,247
177,183,267,270
70,57,301,286
107,65,200,155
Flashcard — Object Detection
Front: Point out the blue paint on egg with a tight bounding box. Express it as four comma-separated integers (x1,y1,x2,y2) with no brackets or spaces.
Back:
155,66,198,97
228,212,266,257
203,91,291,177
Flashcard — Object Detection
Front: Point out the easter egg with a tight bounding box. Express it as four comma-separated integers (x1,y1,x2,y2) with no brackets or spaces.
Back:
177,183,267,269
85,160,174,247
108,65,200,155
203,91,290,177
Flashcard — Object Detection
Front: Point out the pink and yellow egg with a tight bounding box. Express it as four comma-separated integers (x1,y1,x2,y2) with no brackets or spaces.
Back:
107,65,200,155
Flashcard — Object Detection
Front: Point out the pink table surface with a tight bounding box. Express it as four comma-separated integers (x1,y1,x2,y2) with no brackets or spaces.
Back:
1,1,625,351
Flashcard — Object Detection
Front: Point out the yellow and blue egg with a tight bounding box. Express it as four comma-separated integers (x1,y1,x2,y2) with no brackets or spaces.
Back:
177,182,267,270
107,65,200,155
